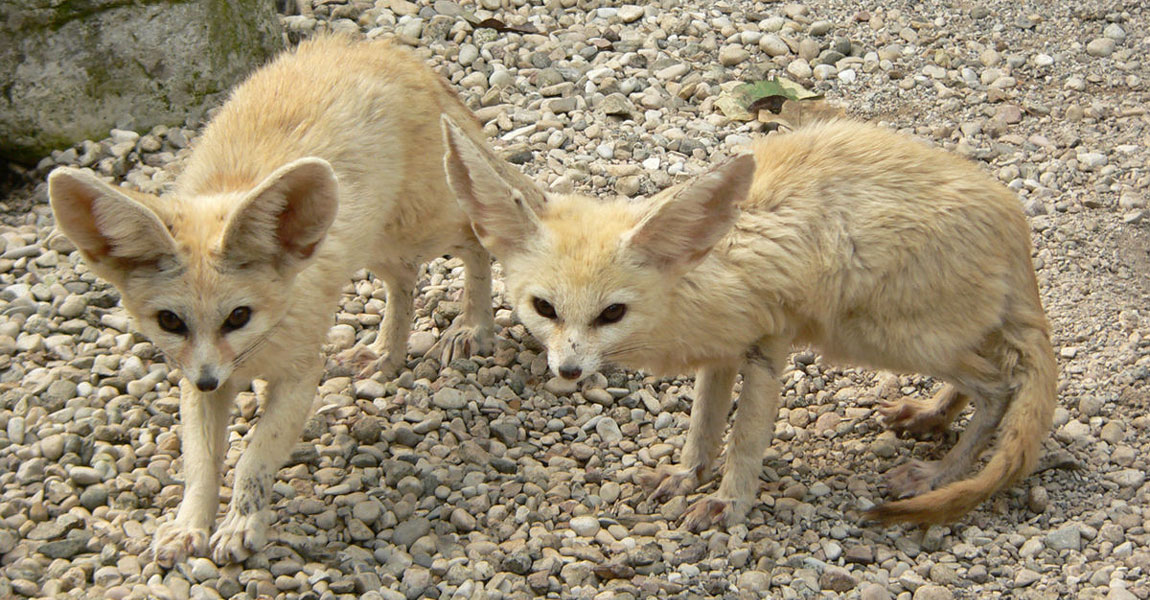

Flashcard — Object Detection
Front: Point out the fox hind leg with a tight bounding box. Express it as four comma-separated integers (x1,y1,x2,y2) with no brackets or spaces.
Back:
884,376,1008,499
879,383,971,436
330,262,417,380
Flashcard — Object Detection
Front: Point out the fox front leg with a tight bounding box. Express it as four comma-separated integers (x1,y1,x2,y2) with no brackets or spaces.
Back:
153,379,239,567
637,362,739,502
683,345,784,532
432,242,496,365
209,360,322,564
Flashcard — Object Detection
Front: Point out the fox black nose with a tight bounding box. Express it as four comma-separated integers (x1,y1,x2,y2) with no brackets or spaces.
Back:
558,365,582,380
195,375,219,392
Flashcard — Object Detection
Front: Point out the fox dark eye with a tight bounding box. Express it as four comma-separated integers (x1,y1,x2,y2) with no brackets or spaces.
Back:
157,310,187,335
533,297,557,320
223,306,252,332
595,303,627,326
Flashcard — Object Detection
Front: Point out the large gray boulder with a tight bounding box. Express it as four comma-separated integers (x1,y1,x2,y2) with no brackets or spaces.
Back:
0,0,283,165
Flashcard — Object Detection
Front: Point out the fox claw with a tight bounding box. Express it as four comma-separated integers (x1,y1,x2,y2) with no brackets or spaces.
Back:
885,459,942,499
636,465,701,504
432,322,493,366
210,510,269,565
682,495,746,532
153,521,209,568
327,346,402,380
877,398,949,436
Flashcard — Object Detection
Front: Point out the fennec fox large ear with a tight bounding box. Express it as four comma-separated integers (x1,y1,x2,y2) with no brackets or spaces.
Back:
441,116,547,257
622,154,756,272
48,168,180,283
220,157,339,272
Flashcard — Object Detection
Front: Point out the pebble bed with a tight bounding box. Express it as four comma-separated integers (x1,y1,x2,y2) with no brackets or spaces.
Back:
0,1,1148,599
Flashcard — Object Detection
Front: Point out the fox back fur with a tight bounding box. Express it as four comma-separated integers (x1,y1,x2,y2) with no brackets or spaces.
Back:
47,36,496,565
443,117,1057,528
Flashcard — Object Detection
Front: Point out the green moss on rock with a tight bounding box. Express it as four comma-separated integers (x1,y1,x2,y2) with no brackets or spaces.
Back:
0,0,283,164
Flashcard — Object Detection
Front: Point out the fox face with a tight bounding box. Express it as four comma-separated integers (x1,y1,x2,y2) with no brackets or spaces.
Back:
501,198,651,381
48,159,339,391
442,118,755,381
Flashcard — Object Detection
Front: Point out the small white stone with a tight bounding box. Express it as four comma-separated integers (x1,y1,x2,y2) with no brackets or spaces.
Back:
655,63,689,81
6,417,25,445
595,417,623,444
761,16,785,32
489,69,514,88
759,34,790,57
813,64,837,80
408,330,437,357
809,20,833,36
1086,37,1116,58
459,71,488,90
544,376,579,395
327,324,357,350
786,59,812,79
187,557,218,582
16,333,44,353
1103,23,1126,42
569,515,601,537
618,5,644,23
1077,153,1107,170
719,45,751,67
457,44,479,66
432,388,466,410
600,482,621,503
109,128,140,144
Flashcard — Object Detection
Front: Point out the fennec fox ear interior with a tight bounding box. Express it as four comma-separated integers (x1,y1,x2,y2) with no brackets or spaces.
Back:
48,168,179,281
622,153,756,272
220,157,340,272
441,116,546,257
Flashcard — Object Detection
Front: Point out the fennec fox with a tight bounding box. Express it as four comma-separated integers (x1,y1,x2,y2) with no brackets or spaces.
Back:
47,36,496,565
442,117,1057,529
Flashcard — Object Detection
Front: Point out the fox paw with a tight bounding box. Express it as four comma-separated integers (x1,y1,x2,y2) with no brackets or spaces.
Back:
327,346,402,380
432,322,494,366
682,495,748,532
877,398,949,436
885,459,943,499
153,521,209,568
209,511,269,565
636,465,701,504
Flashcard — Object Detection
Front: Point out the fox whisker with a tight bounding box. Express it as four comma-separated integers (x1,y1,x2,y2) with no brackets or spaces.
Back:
232,323,278,368
602,343,651,360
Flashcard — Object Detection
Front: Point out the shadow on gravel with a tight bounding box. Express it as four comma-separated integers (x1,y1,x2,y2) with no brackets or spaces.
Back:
0,159,44,224
0,159,23,197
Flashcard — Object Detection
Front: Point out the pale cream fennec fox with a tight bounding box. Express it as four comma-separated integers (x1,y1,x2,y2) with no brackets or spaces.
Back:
442,117,1057,528
46,37,496,565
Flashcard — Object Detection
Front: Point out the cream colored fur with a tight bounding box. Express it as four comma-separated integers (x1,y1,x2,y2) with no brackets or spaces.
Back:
444,117,1057,529
47,36,496,565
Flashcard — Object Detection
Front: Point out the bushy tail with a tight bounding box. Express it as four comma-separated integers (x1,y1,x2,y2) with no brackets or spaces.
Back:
866,328,1057,525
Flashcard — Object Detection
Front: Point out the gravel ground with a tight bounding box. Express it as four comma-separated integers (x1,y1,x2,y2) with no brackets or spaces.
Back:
1,1,1148,599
